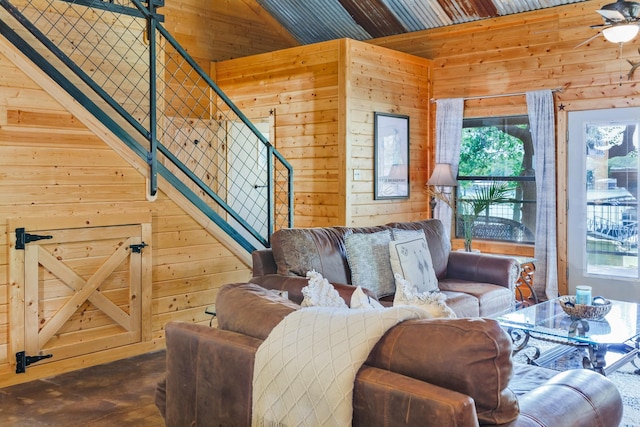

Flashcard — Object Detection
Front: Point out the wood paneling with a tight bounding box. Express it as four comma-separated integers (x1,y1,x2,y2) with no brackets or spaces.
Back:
214,39,432,227
346,40,431,226
0,0,257,383
369,0,640,292
162,0,298,64
1,0,629,383
215,41,343,227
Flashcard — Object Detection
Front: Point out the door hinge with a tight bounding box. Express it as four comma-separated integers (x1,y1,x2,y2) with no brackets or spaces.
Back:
15,351,53,374
15,228,53,250
129,242,148,253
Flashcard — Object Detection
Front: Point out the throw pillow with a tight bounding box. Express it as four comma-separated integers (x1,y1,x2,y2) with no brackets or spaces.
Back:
391,227,427,241
389,232,438,294
350,286,384,310
344,229,395,298
301,270,348,308
393,273,456,318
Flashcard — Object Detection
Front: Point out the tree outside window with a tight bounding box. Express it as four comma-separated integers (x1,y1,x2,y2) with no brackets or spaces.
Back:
456,116,535,244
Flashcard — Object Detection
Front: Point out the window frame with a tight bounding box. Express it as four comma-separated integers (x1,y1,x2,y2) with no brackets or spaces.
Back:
455,114,536,245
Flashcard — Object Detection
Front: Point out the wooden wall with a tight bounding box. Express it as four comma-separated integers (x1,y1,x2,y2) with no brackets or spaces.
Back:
371,0,640,292
214,41,342,227
162,0,298,66
0,49,253,386
0,0,295,387
213,39,432,228
2,0,635,383
346,41,432,226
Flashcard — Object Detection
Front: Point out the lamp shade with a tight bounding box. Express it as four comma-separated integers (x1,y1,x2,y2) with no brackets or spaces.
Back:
427,163,458,186
603,24,639,43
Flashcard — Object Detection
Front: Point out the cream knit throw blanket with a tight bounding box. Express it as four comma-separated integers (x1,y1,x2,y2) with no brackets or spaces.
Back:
251,306,429,427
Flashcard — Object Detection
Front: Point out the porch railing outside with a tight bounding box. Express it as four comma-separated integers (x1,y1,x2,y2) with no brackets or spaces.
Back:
0,0,293,251
587,200,638,257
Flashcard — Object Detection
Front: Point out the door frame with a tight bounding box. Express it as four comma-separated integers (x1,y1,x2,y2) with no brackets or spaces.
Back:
563,106,640,302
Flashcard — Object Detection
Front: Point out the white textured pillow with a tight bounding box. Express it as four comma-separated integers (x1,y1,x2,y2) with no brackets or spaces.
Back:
392,228,426,241
302,270,348,308
344,229,395,298
350,286,384,310
389,232,438,293
393,273,456,318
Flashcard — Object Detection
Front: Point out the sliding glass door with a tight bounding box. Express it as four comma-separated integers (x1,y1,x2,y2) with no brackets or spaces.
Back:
567,108,640,302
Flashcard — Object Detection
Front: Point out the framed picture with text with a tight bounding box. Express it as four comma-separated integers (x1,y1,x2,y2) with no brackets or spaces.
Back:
374,112,409,200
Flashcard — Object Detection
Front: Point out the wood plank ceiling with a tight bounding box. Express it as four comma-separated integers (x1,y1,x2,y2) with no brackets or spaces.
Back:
255,0,592,44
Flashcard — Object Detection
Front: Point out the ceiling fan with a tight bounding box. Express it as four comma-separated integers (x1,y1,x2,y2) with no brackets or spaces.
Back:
576,0,640,47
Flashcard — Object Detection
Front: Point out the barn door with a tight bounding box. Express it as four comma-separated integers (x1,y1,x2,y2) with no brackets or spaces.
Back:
9,214,151,373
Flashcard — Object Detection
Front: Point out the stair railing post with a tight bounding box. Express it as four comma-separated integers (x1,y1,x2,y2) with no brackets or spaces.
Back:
267,144,274,239
147,0,158,199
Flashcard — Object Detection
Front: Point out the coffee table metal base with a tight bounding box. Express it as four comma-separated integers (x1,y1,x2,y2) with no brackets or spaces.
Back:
507,327,640,376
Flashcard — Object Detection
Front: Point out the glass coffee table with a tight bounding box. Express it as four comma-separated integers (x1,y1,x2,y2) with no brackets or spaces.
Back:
495,297,640,376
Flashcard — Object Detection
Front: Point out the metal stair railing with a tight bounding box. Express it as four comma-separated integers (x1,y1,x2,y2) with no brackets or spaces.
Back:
0,0,293,251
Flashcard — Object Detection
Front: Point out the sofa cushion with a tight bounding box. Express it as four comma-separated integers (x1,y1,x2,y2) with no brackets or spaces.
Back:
439,291,480,317
439,279,514,317
389,231,438,293
270,225,389,285
270,227,350,284
508,363,558,396
344,229,395,298
216,283,299,340
366,317,518,425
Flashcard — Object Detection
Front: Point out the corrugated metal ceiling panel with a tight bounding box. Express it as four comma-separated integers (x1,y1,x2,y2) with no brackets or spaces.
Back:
256,0,591,44
255,0,370,43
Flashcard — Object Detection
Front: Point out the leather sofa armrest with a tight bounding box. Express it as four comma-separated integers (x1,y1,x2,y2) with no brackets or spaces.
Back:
354,366,479,427
447,251,520,290
216,283,299,340
498,369,623,427
252,249,277,276
163,321,261,427
249,274,376,306
367,317,518,424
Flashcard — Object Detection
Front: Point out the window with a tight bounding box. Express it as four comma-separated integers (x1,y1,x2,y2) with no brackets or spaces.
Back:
456,115,535,244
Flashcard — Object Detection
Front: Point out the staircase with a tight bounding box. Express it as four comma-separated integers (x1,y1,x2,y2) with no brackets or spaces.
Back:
0,0,293,254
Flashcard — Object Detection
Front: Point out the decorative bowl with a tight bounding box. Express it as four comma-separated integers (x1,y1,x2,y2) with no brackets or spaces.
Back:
558,295,612,320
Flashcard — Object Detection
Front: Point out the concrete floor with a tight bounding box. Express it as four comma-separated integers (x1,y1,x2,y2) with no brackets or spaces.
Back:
0,350,166,426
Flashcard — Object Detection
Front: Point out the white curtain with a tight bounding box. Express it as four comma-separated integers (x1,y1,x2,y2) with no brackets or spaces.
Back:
434,98,464,238
526,90,558,300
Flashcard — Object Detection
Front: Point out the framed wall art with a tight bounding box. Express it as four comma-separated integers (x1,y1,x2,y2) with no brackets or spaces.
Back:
374,112,409,200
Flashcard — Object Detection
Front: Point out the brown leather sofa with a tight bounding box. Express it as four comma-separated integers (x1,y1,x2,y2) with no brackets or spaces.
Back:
155,283,624,426
251,219,520,317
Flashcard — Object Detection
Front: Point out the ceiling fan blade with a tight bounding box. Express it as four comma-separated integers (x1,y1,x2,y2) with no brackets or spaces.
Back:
597,9,627,21
574,31,603,48
601,0,640,17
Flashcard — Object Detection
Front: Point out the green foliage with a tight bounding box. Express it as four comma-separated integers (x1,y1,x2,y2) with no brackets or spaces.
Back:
459,126,526,177
586,124,625,151
459,182,511,251
461,182,511,217
609,151,638,169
